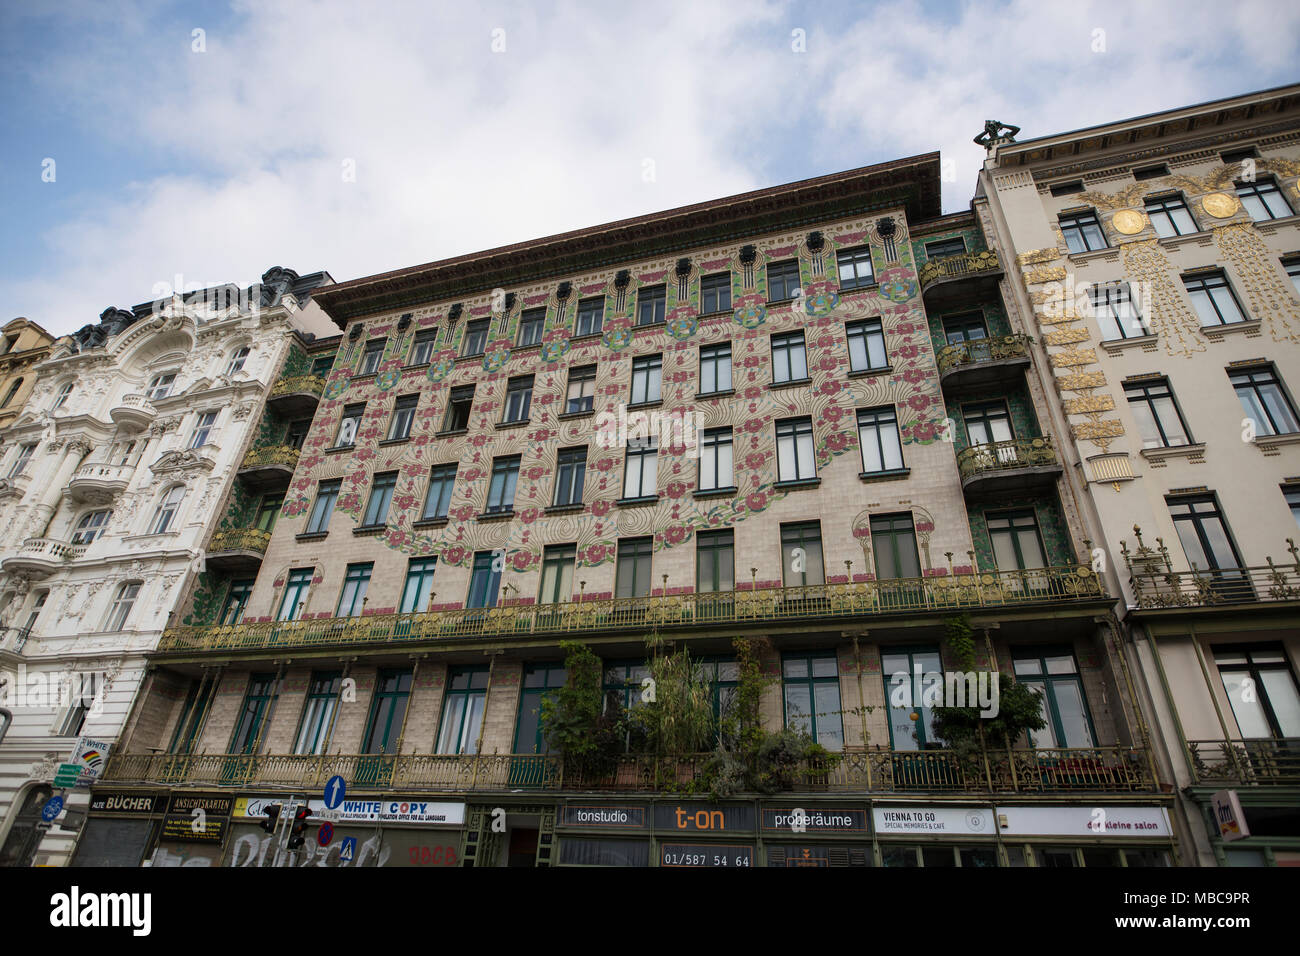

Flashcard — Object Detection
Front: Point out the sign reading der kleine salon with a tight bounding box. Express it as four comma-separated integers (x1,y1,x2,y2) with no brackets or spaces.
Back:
873,807,994,835
995,805,1171,837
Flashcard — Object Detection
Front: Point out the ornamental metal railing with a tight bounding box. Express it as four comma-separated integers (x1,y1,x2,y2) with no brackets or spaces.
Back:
100,744,1153,794
239,444,300,470
156,566,1107,654
956,437,1058,481
1122,530,1300,609
208,528,273,555
270,374,325,399
1187,738,1300,786
936,334,1032,377
918,250,1002,290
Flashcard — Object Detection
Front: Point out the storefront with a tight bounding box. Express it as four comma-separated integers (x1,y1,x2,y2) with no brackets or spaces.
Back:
70,791,167,867
147,792,234,867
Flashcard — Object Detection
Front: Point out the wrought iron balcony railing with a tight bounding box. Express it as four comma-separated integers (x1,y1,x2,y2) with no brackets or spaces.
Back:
919,250,1002,291
1187,738,1300,787
1122,530,1300,609
208,528,273,555
936,334,1032,377
956,437,1059,481
157,566,1107,654
239,444,301,471
270,374,325,400
101,744,1154,794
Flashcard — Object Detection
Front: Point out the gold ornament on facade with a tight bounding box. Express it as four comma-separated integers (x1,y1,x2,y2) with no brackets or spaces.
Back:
1021,266,1067,284
1064,395,1116,415
1016,248,1062,266
1045,328,1090,346
1048,347,1098,368
1201,193,1238,218
1212,221,1300,343
1111,209,1147,235
1119,239,1207,357
1078,183,1145,211
1056,371,1106,392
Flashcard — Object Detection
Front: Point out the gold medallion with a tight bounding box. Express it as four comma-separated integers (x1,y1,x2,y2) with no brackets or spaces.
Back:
1201,192,1238,218
1112,209,1146,235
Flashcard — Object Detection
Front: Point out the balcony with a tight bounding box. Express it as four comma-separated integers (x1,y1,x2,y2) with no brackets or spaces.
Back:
156,566,1107,655
237,444,300,487
0,537,85,577
1122,532,1300,610
919,250,1003,303
956,437,1062,496
267,374,325,418
67,462,133,504
109,393,157,432
100,744,1153,795
1187,738,1300,787
206,528,272,573
937,335,1032,391
0,625,32,662
0,473,32,500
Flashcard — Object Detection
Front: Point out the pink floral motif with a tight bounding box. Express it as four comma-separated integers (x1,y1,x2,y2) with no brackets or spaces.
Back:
583,543,611,564
744,451,767,470
826,432,851,452
443,545,466,565
518,507,540,525
591,500,611,517
662,524,689,545
746,491,768,512
664,481,688,500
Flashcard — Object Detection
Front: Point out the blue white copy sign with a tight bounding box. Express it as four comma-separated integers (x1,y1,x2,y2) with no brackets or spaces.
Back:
323,775,346,810
41,796,65,822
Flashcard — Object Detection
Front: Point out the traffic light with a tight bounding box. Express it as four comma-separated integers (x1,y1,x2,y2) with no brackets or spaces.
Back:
259,803,282,834
287,805,311,850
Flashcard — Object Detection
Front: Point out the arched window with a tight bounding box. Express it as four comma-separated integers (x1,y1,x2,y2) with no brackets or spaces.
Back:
53,382,74,410
71,510,113,545
0,785,53,867
1,378,23,408
225,346,250,376
150,486,185,534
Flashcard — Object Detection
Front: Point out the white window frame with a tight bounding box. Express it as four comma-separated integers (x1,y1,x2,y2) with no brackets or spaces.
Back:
150,486,185,535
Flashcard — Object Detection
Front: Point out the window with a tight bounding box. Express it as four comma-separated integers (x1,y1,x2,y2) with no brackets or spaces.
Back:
188,410,218,448
988,511,1047,571
293,672,341,755
422,465,456,521
1124,378,1192,448
114,441,137,466
517,308,545,347
399,558,438,614
963,400,1013,445
871,513,921,579
462,319,489,357
1013,649,1096,748
486,456,520,513
436,668,489,754
225,346,250,376
358,339,385,375
881,648,943,750
565,365,596,414
1184,271,1247,326
285,418,311,450
699,342,732,394
467,551,501,608
616,537,653,598
306,479,340,534
311,355,335,376
1090,282,1147,339
701,273,732,314
1231,365,1300,436
219,579,254,627
630,354,662,405
105,582,140,631
1286,485,1300,532
1168,494,1244,577
8,444,34,477
362,669,412,754
775,417,815,482
1214,645,1300,739
1221,146,1258,165
553,447,587,506
409,330,437,366
636,284,666,326
699,427,733,492
780,521,824,587
336,563,373,617
924,237,966,260
145,373,176,401
387,395,418,440
336,403,365,446
622,438,657,499
362,472,397,527
442,386,473,432
1144,194,1199,238
228,674,277,754
277,568,313,621
515,663,567,755
1059,210,1107,253
766,259,801,301
71,510,112,545
0,379,20,408
836,245,875,290
150,486,185,534
1050,180,1084,197
1284,256,1300,296
783,653,843,751
840,318,888,374
857,406,904,474
771,331,808,384
539,544,576,604
53,382,73,409
1133,164,1169,181
696,529,734,593
1236,178,1294,221
168,679,213,754
503,375,533,423
604,661,651,713
576,296,604,337
941,313,987,346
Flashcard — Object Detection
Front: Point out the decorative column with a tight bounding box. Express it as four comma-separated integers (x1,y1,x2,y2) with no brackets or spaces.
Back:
24,437,91,540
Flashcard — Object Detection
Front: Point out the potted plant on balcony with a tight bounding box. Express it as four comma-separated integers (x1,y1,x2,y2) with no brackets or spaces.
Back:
541,641,628,787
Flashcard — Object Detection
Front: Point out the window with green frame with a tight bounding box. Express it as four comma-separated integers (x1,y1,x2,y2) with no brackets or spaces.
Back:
880,648,942,750
399,557,437,614
698,658,739,736
539,544,576,604
987,510,1047,570
277,567,313,621
436,667,489,754
256,495,283,533
228,673,277,754
513,663,567,754
167,678,213,754
696,529,734,593
362,669,412,754
780,521,824,587
1011,647,1096,748
871,513,921,579
336,562,373,617
467,550,501,609
782,652,843,750
603,661,650,713
293,672,341,755
219,579,254,627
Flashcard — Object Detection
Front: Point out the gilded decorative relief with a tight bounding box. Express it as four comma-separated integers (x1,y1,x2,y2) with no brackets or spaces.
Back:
1119,239,1207,357
1022,266,1067,284
1200,193,1238,218
1016,248,1062,266
1111,209,1147,235
1211,222,1300,343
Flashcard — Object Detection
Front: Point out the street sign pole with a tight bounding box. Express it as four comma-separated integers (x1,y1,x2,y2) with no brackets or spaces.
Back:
272,794,296,868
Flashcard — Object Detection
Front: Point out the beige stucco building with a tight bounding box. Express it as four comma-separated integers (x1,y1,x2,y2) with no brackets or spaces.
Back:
0,318,57,434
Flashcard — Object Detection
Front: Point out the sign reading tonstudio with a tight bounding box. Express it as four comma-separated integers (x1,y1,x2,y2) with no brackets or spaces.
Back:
558,805,649,829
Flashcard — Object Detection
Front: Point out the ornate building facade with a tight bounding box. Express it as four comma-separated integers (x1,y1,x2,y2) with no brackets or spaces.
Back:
0,318,58,433
0,269,335,866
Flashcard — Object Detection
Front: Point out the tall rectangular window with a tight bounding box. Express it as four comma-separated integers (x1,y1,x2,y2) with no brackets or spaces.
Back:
188,411,218,448
616,537,653,598
1184,271,1247,326
150,486,185,534
307,479,341,534
336,403,365,446
1090,282,1147,339
857,406,904,474
219,579,254,627
462,319,489,356
486,456,520,513
1214,645,1300,739
1144,194,1199,238
942,312,987,345
844,318,888,372
783,653,843,751
105,582,140,631
1231,365,1300,436
1286,485,1300,532
575,296,604,336
539,544,576,604
699,427,733,491
8,443,34,477
1059,210,1107,253
256,495,283,533
1124,378,1192,448
277,568,313,621
442,386,474,432
409,329,437,366
696,529,734,593
636,284,665,326
358,339,385,375
1168,494,1243,574
780,521,824,587
924,237,965,259
1012,649,1096,748
775,417,815,482
336,562,373,617
503,375,533,423
515,664,567,755
553,447,587,506
293,672,341,755
871,513,921,579
630,354,662,405
436,668,489,754
622,438,657,499
285,418,311,450
229,674,276,754
700,273,732,314
399,557,438,614
362,669,412,754
311,355,335,376
699,342,732,394
467,551,501,608
881,648,943,750
362,471,397,527
771,331,808,383
963,400,1013,445
988,511,1047,571
565,365,596,414
836,245,875,290
1236,178,1294,221
517,308,545,347
387,395,418,441
767,259,801,301
422,465,456,520
1284,256,1300,296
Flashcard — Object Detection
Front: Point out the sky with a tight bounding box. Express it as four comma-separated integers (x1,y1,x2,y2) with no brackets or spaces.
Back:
2,0,1298,337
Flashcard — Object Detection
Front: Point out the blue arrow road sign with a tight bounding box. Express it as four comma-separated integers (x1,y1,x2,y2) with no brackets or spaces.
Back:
41,796,64,822
338,836,357,862
317,821,334,847
324,775,346,810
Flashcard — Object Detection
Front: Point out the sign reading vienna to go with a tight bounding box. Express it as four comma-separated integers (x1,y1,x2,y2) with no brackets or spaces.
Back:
873,807,994,835
65,737,112,787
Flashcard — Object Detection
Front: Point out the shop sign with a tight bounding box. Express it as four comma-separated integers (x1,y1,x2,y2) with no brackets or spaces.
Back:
873,806,994,835
660,843,754,867
88,792,165,816
1210,791,1249,842
161,793,233,844
558,804,649,829
233,795,463,826
654,803,755,832
65,737,112,787
995,805,1170,837
761,807,867,833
